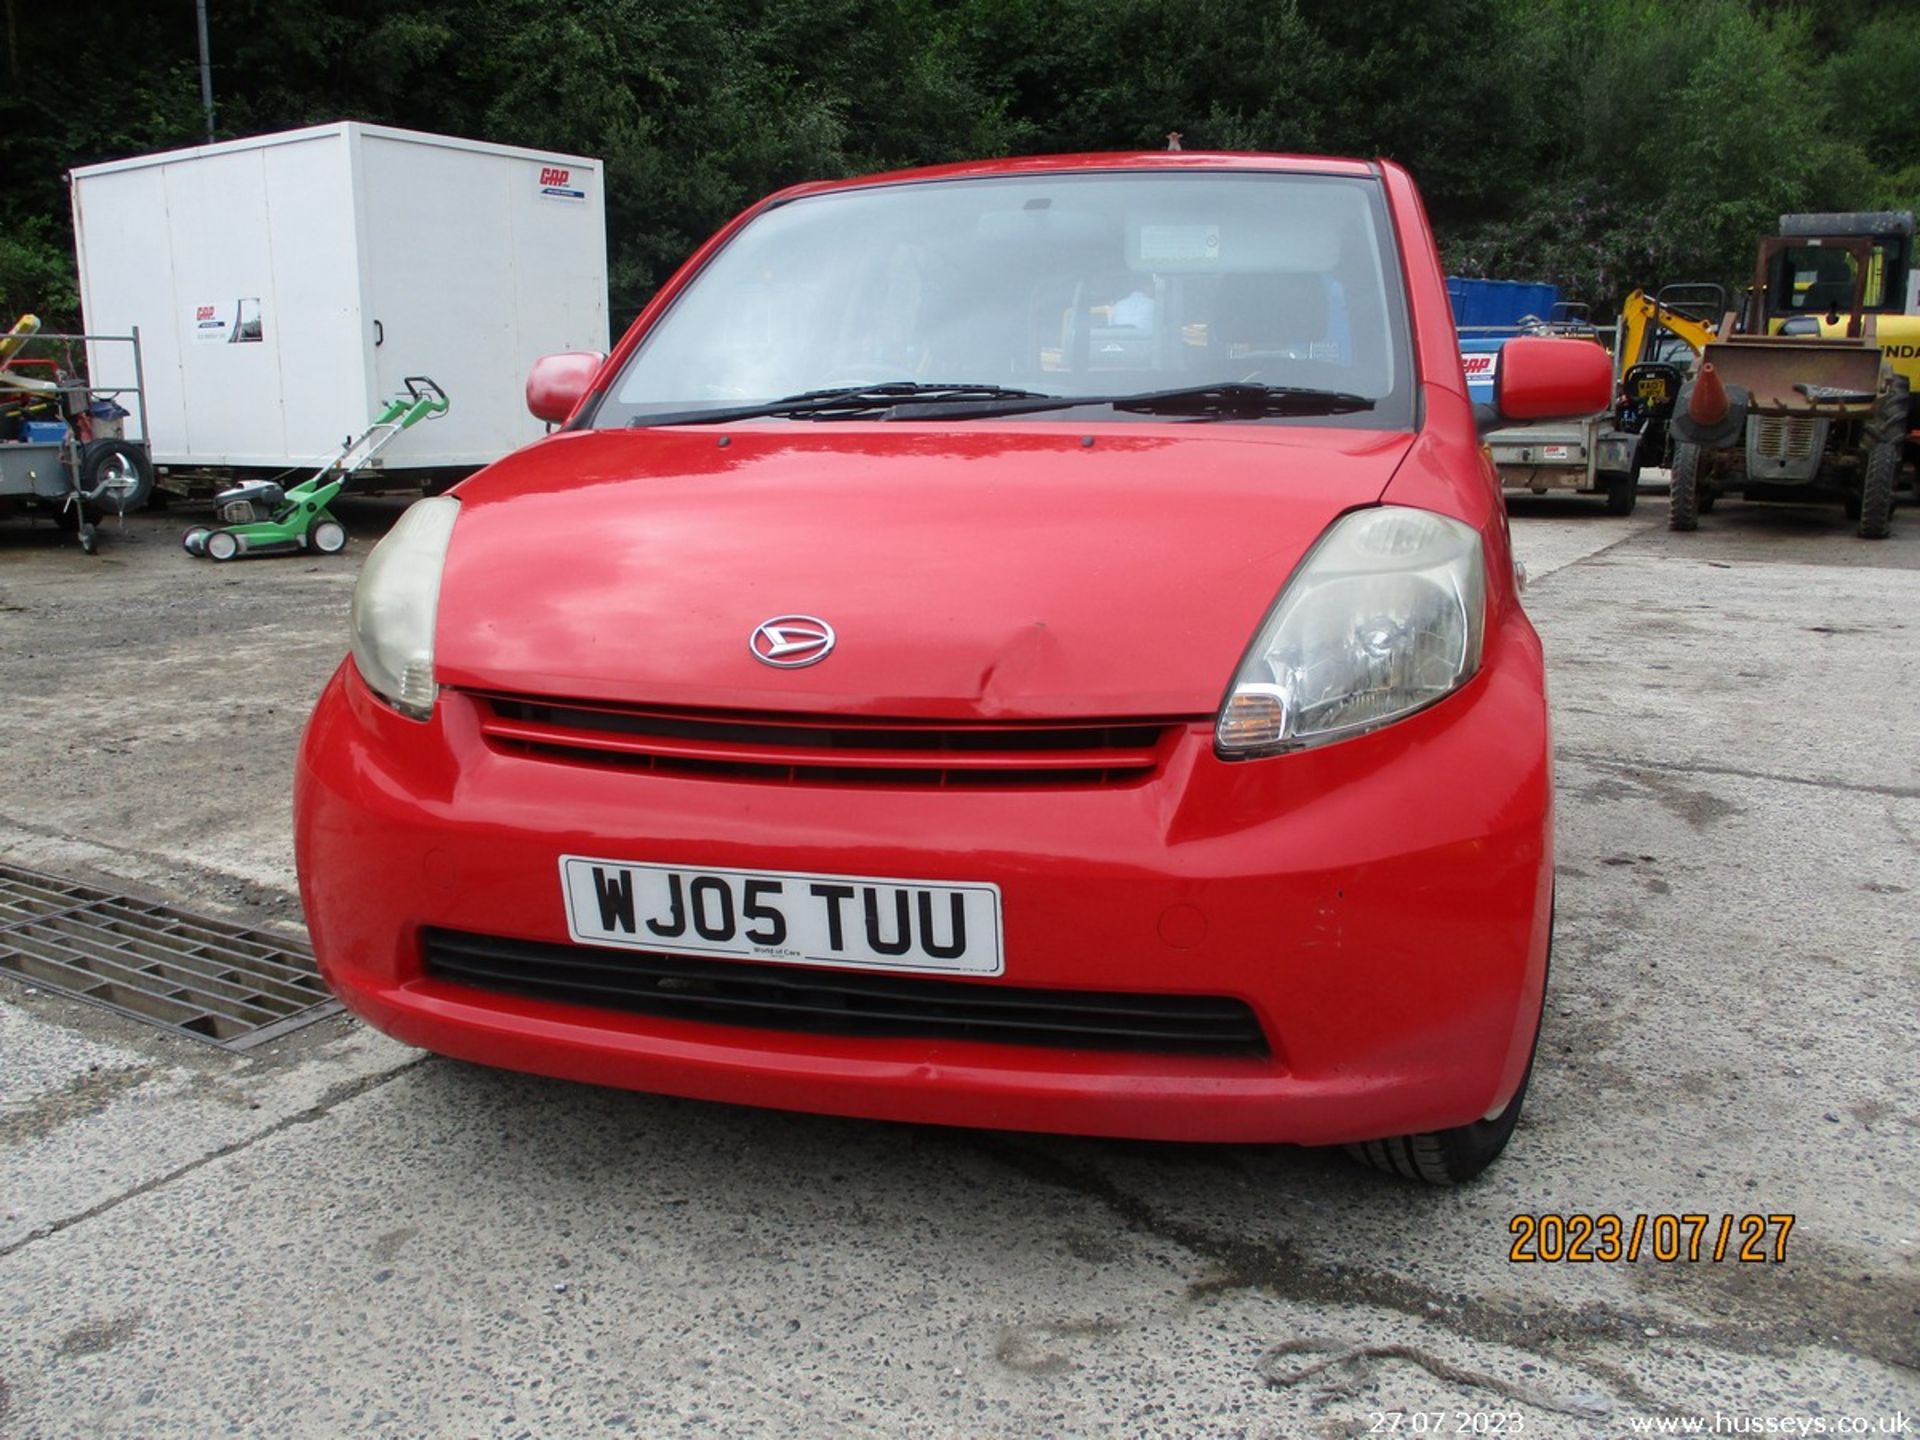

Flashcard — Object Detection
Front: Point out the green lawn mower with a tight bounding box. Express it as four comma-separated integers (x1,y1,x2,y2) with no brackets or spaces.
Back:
183,376,449,561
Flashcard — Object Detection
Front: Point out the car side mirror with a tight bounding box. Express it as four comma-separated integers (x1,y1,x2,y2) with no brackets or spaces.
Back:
1484,336,1614,429
526,351,606,425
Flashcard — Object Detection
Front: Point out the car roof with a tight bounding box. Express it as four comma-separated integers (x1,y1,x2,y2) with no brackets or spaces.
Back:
762,152,1380,206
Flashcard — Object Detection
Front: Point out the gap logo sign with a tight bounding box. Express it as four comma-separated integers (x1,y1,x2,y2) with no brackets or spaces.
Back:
1460,351,1499,382
537,164,587,201
1459,346,1501,401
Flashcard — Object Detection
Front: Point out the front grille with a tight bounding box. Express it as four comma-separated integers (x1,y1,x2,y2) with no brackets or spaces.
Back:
1753,415,1818,461
423,929,1269,1056
471,693,1178,787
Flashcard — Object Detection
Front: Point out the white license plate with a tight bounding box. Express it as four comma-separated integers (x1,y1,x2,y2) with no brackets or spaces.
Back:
559,856,1004,977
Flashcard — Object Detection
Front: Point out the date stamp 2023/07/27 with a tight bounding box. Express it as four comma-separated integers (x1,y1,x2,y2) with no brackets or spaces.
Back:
1508,1212,1794,1264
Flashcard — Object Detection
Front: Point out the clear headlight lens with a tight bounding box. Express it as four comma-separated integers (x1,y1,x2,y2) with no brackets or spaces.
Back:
350,496,459,719
1216,506,1485,755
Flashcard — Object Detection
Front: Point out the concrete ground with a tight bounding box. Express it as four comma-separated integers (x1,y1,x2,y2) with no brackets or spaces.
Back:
1,491,1915,1439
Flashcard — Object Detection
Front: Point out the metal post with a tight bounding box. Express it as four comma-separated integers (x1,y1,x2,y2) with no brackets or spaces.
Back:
129,327,151,445
194,0,214,143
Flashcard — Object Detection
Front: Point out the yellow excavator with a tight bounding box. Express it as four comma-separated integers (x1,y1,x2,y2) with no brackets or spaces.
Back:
1667,211,1918,538
1617,287,1721,369
1612,284,1721,467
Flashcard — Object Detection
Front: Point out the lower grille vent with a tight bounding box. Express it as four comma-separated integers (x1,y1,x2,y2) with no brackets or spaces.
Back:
423,929,1267,1056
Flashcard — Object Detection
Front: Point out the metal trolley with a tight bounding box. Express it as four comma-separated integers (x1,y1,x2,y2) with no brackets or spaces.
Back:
0,325,155,553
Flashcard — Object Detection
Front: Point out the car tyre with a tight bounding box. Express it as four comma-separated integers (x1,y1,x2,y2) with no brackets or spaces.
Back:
1344,1054,1537,1183
1345,916,1549,1184
1668,443,1701,530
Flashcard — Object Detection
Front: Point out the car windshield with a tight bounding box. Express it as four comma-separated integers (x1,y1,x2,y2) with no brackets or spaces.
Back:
595,170,1413,428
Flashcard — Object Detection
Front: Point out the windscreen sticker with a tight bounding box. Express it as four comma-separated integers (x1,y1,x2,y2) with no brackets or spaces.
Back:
1139,224,1220,264
1460,351,1498,381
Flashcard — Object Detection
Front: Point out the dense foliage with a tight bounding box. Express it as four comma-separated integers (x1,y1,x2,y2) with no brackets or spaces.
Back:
1,0,1911,330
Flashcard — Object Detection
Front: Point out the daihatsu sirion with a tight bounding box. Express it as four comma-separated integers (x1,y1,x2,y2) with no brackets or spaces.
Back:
294,153,1610,1182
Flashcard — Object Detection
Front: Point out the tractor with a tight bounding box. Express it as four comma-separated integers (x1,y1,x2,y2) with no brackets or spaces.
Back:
1668,212,1918,539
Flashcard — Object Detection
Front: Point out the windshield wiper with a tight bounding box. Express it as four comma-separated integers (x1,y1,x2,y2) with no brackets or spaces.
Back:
889,380,1376,422
628,382,1058,427
628,379,1375,427
1109,381,1376,417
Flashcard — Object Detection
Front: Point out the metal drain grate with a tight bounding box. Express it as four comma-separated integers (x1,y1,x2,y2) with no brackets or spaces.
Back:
0,862,339,1049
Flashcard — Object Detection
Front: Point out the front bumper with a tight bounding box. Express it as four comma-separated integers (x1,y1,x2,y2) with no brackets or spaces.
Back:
294,628,1554,1146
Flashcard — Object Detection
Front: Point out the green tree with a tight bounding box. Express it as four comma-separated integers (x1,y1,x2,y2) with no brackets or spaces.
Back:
0,0,1908,333
1444,0,1871,308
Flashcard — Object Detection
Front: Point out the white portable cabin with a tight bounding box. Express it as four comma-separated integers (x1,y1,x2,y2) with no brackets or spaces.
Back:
70,122,609,477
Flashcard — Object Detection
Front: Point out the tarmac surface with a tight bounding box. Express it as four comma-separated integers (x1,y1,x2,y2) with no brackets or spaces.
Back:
1,490,1916,1438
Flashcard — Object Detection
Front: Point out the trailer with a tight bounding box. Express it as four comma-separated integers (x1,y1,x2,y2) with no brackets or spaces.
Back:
1486,410,1644,513
1454,303,1638,513
69,123,609,494
0,326,155,551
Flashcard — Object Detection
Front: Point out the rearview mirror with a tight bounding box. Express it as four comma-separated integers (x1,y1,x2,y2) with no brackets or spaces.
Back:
1490,336,1613,424
526,352,606,425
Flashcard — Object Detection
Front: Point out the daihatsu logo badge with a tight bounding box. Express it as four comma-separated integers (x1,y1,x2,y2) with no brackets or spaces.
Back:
750,615,836,668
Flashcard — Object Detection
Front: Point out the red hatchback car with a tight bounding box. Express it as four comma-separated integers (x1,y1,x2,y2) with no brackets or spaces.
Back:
295,153,1609,1182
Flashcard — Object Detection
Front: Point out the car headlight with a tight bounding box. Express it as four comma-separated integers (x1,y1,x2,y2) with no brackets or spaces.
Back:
1216,506,1485,755
350,496,459,719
